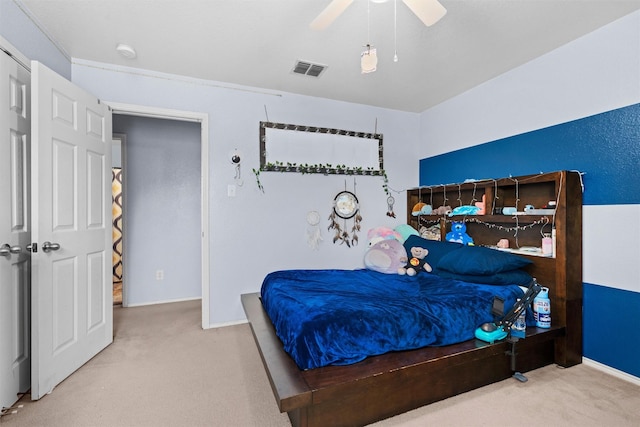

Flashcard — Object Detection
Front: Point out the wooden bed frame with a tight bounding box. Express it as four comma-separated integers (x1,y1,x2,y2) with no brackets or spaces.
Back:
242,171,582,427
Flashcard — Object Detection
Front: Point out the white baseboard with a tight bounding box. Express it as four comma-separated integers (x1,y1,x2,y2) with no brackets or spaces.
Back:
583,357,640,386
124,296,201,308
121,297,247,330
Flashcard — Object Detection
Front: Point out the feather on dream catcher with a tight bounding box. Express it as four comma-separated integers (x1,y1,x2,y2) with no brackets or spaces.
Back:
328,180,362,247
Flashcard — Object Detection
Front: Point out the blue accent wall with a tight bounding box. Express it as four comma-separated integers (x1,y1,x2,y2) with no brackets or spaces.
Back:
419,103,640,378
420,103,640,205
584,283,640,377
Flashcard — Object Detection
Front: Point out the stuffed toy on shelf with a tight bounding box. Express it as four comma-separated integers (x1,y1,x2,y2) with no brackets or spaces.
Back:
446,221,474,245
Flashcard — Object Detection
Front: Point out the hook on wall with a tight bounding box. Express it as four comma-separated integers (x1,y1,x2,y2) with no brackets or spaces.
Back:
229,149,243,186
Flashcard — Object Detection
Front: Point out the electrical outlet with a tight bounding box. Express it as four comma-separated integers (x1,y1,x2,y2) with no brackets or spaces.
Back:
227,184,236,197
156,270,164,280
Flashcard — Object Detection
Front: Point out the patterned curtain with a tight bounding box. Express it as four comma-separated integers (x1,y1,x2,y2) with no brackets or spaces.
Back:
112,168,123,282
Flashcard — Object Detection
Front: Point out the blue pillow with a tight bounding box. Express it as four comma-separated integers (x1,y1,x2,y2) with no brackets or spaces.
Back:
435,269,533,286
436,245,532,275
403,235,463,265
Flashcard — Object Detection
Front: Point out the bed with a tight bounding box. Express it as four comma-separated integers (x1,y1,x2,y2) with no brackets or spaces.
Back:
242,171,582,427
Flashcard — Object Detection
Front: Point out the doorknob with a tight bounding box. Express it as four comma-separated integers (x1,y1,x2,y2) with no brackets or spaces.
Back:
0,244,21,257
42,241,61,253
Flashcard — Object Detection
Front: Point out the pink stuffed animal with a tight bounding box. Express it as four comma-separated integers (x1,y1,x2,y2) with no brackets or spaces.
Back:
367,226,402,246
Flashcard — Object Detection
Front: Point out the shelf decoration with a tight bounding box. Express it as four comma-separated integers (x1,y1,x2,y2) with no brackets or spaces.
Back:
408,171,583,250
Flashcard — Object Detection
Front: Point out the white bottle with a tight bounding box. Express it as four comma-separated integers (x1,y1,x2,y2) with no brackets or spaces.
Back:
533,287,551,328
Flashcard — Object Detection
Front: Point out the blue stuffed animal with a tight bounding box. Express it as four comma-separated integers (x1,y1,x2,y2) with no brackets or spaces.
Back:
446,221,474,245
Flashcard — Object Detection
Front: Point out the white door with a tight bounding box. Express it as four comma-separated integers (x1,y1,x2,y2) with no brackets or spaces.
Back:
31,61,112,399
0,51,31,411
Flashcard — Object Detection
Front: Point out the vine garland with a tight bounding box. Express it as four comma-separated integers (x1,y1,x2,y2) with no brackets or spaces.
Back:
252,162,389,198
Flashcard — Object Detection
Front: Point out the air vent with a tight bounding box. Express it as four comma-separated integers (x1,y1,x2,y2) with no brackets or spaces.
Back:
292,60,327,78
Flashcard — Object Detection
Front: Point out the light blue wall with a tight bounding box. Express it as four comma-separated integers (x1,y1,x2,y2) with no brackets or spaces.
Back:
1,0,420,325
419,11,640,379
0,0,70,78
113,115,202,306
71,60,421,326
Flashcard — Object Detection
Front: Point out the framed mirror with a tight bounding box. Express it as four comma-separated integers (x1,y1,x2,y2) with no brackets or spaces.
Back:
259,121,383,175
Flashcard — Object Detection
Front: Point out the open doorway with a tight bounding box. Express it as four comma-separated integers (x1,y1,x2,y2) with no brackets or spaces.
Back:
112,114,202,309
108,102,210,329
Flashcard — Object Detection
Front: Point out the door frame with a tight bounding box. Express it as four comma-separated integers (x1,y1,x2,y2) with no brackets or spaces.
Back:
0,36,29,71
107,102,210,330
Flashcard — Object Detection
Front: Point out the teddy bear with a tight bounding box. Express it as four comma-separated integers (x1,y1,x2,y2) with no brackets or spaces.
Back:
445,221,474,245
398,246,433,276
433,205,452,216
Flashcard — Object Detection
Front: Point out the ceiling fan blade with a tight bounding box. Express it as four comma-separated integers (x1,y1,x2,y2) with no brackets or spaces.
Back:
403,0,447,27
310,0,354,31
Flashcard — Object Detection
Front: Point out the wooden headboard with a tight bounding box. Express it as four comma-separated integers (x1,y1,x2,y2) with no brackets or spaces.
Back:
405,171,583,366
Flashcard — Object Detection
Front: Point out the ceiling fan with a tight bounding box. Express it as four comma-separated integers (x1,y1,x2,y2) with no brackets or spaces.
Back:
310,0,447,31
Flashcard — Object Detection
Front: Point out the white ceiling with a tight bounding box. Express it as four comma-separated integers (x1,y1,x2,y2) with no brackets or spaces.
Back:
18,0,640,112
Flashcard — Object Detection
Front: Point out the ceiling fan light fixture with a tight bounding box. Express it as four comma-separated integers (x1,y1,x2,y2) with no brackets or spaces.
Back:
361,46,378,74
116,43,137,59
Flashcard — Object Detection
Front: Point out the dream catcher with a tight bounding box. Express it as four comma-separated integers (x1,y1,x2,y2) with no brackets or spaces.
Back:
386,195,396,218
306,211,323,250
328,181,362,247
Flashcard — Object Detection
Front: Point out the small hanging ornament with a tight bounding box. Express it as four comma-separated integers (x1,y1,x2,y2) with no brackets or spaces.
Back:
306,211,322,250
386,195,396,218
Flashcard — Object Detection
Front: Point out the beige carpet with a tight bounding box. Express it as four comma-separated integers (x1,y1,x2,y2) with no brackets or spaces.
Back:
2,300,639,427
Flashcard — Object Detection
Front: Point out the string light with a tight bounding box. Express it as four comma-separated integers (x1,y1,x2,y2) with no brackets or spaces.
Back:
418,215,551,233
471,182,478,205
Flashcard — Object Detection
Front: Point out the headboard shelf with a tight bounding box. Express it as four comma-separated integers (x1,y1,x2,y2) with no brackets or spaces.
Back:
407,170,583,367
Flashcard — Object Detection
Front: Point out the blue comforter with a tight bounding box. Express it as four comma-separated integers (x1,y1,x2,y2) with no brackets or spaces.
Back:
261,269,524,370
